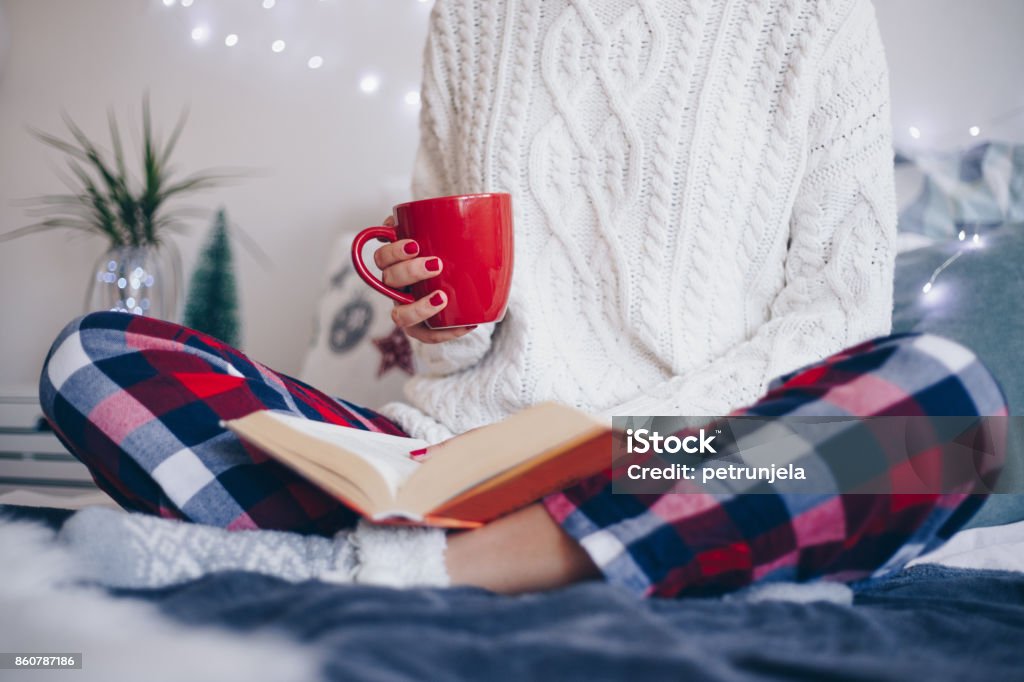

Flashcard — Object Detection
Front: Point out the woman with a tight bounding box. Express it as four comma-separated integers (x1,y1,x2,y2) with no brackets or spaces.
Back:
44,0,1005,597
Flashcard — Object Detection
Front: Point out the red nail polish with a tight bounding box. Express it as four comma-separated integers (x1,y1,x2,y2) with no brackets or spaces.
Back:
409,448,427,459
403,241,419,255
429,292,444,306
425,258,441,272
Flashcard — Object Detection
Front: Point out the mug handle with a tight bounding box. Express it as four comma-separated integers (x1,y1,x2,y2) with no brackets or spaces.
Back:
350,226,416,305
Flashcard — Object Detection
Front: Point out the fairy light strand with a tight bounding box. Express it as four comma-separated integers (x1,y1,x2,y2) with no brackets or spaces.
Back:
165,0,431,94
921,231,983,297
906,103,1024,144
921,251,963,295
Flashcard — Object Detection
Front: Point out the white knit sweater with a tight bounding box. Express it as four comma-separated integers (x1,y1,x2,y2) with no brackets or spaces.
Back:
381,0,897,442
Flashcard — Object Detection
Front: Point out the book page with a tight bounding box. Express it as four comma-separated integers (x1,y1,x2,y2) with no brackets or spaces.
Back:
266,413,427,499
395,402,610,515
226,403,611,525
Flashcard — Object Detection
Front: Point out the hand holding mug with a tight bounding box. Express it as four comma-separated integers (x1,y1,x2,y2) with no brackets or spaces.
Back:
372,216,478,344
353,192,514,342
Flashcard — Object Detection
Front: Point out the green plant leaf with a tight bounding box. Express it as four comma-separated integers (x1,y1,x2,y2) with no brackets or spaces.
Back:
9,94,236,250
61,111,143,245
161,171,236,198
0,218,111,242
28,129,91,165
108,108,129,187
160,105,190,167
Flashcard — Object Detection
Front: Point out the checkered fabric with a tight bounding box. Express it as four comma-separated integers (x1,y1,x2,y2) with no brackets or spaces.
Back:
40,312,403,536
42,314,1007,597
544,333,1008,597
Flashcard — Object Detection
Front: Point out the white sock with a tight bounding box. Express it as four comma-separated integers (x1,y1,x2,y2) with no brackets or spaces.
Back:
58,507,449,589
350,519,450,588
59,507,356,589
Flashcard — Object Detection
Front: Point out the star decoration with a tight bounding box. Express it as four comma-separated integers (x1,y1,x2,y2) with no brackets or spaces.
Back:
372,324,414,377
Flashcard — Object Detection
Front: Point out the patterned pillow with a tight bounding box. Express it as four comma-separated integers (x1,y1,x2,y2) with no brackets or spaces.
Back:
299,232,411,409
898,142,1024,239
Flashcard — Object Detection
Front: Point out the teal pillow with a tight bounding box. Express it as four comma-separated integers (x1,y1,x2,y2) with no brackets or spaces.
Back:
897,142,1024,239
892,224,1024,528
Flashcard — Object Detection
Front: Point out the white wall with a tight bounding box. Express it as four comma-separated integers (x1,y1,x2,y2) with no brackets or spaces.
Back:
0,0,432,388
0,0,1022,389
874,0,1024,150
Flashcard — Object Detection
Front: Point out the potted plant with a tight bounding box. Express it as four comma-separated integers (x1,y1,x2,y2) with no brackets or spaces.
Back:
3,95,228,320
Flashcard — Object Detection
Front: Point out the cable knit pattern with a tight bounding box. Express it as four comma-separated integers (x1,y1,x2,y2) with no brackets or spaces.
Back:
380,0,897,440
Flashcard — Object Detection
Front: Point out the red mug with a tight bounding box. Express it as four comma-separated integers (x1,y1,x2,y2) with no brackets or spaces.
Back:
351,192,514,329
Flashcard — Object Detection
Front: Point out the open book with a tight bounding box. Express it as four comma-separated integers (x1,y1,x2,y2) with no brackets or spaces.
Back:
222,402,614,528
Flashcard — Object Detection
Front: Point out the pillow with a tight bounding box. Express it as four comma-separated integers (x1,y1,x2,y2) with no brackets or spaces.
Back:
299,232,411,410
897,142,1024,239
893,152,937,253
894,150,927,216
892,223,1024,528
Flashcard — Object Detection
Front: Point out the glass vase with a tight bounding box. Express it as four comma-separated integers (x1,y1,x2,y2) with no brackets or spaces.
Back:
85,243,182,321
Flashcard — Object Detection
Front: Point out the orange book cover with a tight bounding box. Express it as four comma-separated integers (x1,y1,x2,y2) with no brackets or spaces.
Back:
222,402,615,528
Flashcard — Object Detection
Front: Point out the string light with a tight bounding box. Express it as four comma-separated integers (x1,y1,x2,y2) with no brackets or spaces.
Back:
902,110,1016,298
162,0,432,82
360,75,381,94
921,251,962,296
404,90,421,107
902,104,1024,145
920,230,983,298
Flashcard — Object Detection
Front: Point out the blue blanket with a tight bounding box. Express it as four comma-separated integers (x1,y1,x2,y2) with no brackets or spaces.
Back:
114,567,1020,681
7,505,1024,681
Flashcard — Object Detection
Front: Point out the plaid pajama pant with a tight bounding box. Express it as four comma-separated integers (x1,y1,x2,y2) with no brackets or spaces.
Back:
40,312,1007,598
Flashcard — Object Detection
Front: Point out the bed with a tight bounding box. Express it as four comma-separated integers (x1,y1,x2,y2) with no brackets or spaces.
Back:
1,503,1023,682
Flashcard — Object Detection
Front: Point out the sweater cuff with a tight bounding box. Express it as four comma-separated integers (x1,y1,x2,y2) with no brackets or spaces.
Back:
412,323,495,377
377,401,456,443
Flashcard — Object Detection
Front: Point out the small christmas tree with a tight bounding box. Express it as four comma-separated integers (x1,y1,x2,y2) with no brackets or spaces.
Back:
184,208,240,346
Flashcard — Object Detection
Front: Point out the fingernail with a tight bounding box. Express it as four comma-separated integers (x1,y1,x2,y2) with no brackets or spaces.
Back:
429,292,444,306
410,448,428,459
425,258,441,272
403,241,419,255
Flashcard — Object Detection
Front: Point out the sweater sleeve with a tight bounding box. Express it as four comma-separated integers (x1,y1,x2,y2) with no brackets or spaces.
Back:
408,2,496,377
604,1,897,418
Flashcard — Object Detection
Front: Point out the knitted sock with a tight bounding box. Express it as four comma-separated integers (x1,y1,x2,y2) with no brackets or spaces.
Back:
58,507,356,589
350,519,450,588
58,507,449,589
